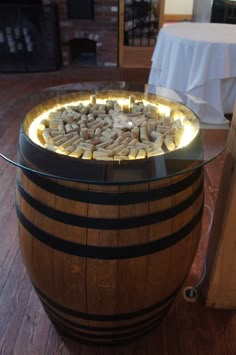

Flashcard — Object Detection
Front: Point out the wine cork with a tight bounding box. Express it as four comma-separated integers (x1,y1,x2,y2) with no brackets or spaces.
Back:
80,107,89,115
93,151,112,159
96,148,114,156
105,141,120,150
49,131,62,138
129,95,136,111
95,156,113,161
49,119,62,129
70,147,84,158
128,138,138,146
60,135,80,149
50,134,66,144
62,146,75,155
65,123,73,134
140,124,149,141
114,102,121,112
45,143,57,152
42,130,51,143
136,149,146,159
116,148,129,156
72,138,84,147
38,119,48,131
147,119,157,136
94,127,102,137
113,144,126,154
82,151,93,159
71,123,79,132
131,127,140,139
128,148,138,160
90,95,97,105
164,136,175,151
58,123,65,132
81,127,89,139
96,140,113,149
48,112,61,120
114,155,129,161
152,132,164,148
147,149,164,158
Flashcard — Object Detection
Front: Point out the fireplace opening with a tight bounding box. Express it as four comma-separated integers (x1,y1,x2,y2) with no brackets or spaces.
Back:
69,38,96,66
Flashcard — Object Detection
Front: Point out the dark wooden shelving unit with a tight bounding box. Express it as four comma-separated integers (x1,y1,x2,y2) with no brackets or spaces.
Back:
0,3,61,73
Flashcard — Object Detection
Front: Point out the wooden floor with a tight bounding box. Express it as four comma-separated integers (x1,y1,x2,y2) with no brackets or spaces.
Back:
0,67,235,355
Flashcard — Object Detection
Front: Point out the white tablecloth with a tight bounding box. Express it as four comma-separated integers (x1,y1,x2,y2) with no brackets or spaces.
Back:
148,23,236,124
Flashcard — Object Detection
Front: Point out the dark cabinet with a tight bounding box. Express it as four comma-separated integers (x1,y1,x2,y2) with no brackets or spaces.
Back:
0,4,61,73
211,0,236,24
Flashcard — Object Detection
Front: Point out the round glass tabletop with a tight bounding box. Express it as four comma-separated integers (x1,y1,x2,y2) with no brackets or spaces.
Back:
0,82,230,184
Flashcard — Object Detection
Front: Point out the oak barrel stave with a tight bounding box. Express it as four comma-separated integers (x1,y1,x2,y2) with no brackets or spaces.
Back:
16,163,204,344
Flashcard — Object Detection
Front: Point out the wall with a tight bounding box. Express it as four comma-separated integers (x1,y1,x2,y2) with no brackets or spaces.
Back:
164,0,194,14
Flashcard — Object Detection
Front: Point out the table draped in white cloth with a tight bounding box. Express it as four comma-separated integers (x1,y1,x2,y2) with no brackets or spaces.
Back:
148,23,236,124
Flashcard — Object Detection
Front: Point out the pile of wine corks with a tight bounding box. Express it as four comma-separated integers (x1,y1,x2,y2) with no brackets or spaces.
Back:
37,95,188,161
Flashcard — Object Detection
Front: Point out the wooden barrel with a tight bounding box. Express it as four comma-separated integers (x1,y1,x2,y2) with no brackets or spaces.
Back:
16,162,204,345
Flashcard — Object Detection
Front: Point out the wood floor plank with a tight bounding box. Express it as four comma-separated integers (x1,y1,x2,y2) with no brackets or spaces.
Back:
0,251,32,355
12,288,52,355
0,208,18,293
44,325,83,355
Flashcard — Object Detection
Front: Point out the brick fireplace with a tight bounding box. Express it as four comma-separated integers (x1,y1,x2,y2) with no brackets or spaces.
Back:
44,0,118,67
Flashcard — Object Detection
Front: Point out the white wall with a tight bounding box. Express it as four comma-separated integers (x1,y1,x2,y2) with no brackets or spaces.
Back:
192,0,213,22
164,0,194,14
